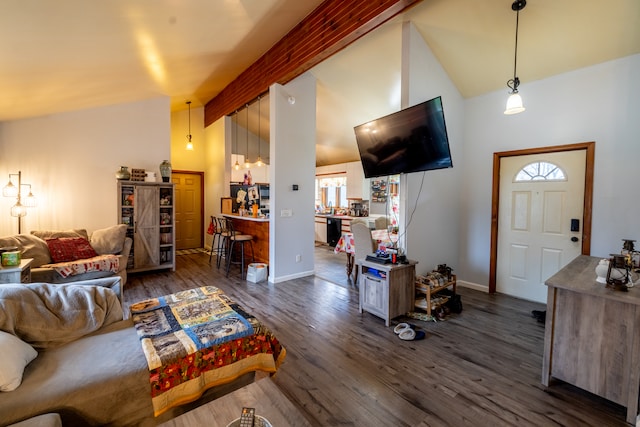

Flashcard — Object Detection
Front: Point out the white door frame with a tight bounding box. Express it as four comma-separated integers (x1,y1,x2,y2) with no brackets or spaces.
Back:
489,142,595,294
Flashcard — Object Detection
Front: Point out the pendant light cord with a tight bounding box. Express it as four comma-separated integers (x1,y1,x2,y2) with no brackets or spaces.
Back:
513,9,520,82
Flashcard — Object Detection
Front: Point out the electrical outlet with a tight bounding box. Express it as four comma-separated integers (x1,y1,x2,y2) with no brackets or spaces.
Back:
296,254,301,263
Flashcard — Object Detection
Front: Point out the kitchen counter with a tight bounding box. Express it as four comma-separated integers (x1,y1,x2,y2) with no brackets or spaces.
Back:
222,214,269,264
223,213,270,222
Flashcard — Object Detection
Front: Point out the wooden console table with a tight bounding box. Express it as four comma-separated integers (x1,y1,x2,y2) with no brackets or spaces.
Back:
543,255,640,425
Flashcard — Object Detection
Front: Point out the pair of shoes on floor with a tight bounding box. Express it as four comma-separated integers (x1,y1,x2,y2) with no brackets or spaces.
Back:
393,322,425,341
531,310,546,323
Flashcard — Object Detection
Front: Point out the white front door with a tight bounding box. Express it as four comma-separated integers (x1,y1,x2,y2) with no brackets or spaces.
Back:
497,150,586,303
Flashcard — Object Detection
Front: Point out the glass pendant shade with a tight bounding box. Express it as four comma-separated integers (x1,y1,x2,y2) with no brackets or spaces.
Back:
11,202,27,217
3,181,17,197
504,92,525,115
23,191,37,208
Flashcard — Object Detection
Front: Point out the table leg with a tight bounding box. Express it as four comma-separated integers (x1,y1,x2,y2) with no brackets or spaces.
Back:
346,253,354,277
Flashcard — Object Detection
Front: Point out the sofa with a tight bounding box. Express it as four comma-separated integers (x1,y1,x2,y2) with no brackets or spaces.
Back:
0,281,255,427
0,225,132,286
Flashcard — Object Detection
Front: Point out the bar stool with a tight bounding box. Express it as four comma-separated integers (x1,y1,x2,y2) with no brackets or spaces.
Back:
216,217,233,268
225,220,255,279
208,216,220,264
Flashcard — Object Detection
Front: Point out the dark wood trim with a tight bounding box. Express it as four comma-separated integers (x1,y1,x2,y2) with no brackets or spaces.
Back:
489,142,595,294
204,0,423,127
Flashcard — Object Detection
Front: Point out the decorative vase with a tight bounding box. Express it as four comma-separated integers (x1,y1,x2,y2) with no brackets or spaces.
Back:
115,166,131,180
159,160,172,182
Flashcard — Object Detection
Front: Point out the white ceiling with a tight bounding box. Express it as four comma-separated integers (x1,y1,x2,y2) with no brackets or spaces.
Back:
1,0,638,164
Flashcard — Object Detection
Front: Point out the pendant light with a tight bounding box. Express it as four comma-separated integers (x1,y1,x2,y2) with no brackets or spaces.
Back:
244,104,251,169
256,96,263,167
233,111,240,170
185,101,194,150
504,0,526,115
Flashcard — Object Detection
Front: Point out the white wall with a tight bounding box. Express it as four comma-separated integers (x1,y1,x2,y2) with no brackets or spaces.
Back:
269,73,317,282
201,115,227,251
0,97,170,235
400,23,465,276
171,104,206,173
460,53,640,289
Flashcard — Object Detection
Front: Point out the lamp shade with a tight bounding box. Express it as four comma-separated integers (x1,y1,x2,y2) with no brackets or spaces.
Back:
2,181,18,198
10,202,27,217
504,93,525,115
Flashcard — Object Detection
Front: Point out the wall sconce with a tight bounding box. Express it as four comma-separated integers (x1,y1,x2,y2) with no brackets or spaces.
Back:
504,0,526,115
185,101,194,150
2,171,37,233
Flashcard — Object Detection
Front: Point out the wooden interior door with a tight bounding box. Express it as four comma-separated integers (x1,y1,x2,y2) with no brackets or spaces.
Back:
172,171,204,250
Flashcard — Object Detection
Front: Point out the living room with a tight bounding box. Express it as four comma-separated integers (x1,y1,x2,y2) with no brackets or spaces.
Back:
1,1,638,292
0,1,639,425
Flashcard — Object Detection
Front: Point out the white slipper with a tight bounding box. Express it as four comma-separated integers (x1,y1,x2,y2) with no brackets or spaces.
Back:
398,328,416,340
394,323,411,334
398,329,426,341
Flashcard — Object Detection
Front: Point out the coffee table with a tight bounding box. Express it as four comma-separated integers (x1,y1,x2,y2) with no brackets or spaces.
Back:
158,378,311,427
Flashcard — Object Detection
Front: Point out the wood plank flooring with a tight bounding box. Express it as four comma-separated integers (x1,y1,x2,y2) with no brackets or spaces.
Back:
124,252,629,426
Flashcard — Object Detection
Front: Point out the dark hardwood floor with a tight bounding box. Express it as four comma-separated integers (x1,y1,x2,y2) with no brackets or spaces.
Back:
124,252,629,426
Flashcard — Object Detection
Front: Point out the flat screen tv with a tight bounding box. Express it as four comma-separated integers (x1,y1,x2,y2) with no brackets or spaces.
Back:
354,96,453,178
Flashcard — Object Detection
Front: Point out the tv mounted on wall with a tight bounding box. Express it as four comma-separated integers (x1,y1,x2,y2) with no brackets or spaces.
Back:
354,96,453,179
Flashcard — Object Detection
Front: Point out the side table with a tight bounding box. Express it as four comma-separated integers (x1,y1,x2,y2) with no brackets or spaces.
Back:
0,258,33,284
358,259,417,326
158,378,311,427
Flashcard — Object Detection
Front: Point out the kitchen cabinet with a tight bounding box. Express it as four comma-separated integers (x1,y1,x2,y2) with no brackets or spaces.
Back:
346,161,369,200
314,217,327,243
118,181,175,273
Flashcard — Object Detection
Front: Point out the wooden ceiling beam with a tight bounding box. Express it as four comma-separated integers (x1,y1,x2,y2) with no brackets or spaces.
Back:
204,0,423,127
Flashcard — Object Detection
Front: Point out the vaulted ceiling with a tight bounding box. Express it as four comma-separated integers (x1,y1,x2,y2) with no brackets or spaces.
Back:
1,0,638,164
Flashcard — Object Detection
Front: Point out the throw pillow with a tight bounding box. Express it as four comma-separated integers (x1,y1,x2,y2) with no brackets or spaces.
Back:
90,224,128,255
0,330,38,392
46,237,98,263
0,234,51,267
31,229,89,241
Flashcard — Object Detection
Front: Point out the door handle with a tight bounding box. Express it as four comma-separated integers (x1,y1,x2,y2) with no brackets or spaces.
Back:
571,236,579,242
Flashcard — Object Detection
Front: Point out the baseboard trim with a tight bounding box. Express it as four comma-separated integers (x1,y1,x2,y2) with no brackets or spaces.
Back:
270,270,315,283
457,280,489,293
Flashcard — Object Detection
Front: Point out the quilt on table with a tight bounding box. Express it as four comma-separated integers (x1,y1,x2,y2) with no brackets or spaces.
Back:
41,254,119,278
130,286,286,416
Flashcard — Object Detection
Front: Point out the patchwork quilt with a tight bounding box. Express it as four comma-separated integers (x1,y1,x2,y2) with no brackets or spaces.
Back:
130,286,286,416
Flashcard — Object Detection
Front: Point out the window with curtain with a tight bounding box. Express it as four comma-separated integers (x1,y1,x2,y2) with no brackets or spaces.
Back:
315,175,347,209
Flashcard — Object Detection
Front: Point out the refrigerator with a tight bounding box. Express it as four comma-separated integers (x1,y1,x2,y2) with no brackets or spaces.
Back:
230,183,268,214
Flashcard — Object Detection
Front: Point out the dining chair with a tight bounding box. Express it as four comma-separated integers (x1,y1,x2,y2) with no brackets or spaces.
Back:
351,222,376,284
374,216,388,230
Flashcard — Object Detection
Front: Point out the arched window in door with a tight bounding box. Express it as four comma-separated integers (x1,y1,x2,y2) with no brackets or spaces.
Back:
514,161,567,182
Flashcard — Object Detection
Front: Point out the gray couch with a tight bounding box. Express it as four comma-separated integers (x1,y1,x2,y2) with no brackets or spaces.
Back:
0,226,132,286
0,281,254,427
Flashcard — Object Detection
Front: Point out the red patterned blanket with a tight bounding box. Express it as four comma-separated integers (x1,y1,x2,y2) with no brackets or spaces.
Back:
130,286,286,416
